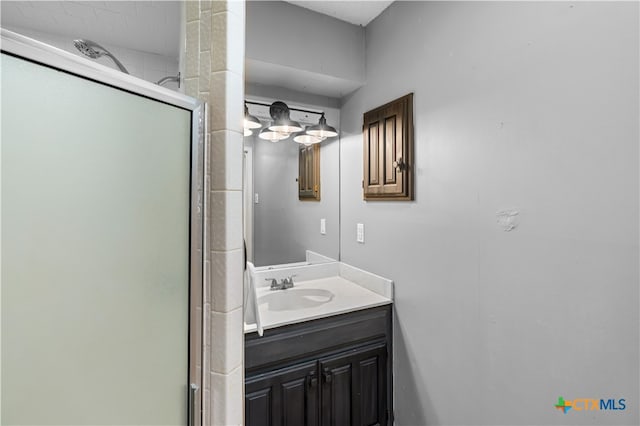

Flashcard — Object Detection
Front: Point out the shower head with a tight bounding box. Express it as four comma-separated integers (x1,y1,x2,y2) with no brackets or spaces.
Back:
73,39,129,74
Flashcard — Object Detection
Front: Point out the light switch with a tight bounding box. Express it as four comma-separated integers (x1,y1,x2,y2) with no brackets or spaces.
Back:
254,193,259,204
356,223,364,243
320,218,326,235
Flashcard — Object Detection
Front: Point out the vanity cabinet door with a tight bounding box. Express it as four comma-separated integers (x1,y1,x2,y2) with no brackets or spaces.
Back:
246,361,319,426
319,343,388,426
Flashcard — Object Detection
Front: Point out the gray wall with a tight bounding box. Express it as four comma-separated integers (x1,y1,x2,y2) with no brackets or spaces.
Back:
247,87,340,266
246,1,364,84
339,2,639,425
245,1,365,97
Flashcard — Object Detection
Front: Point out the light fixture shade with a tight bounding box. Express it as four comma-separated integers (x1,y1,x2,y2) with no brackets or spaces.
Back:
244,104,262,129
306,113,338,138
269,119,303,133
259,127,289,142
244,128,253,137
267,101,303,133
293,130,322,144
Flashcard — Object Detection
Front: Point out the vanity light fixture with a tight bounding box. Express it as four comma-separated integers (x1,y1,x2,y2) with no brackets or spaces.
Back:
267,101,303,133
306,113,338,138
244,100,338,143
292,131,322,145
259,126,289,142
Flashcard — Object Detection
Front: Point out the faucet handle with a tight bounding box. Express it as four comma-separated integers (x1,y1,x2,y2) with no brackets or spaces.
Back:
283,275,296,288
265,278,278,288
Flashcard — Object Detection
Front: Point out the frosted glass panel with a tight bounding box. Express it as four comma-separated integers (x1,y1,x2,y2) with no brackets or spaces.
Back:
1,53,192,425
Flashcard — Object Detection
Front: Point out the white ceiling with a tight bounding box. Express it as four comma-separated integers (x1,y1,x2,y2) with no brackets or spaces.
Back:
285,1,393,26
0,1,181,57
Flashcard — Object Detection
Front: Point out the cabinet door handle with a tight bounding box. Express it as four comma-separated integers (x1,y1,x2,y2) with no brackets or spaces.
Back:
323,372,332,384
393,157,405,172
306,373,318,389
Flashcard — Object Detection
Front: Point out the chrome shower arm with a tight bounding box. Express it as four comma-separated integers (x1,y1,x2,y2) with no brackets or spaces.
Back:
157,72,181,88
103,52,129,74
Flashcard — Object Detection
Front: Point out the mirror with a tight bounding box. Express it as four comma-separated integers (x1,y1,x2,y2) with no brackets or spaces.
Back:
243,93,340,268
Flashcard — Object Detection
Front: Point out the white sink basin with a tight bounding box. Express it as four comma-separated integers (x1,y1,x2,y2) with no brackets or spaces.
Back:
258,288,334,312
244,268,393,334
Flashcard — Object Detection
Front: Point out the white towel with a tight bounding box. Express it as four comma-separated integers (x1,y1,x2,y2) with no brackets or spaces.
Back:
243,262,263,336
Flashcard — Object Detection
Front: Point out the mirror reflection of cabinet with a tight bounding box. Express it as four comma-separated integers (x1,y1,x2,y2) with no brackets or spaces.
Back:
299,144,320,201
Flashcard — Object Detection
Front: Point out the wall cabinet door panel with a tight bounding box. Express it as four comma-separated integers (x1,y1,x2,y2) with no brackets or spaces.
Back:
363,93,413,200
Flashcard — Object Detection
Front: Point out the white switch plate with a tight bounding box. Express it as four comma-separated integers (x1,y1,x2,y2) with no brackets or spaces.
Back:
356,223,365,243
320,218,326,235
254,193,259,204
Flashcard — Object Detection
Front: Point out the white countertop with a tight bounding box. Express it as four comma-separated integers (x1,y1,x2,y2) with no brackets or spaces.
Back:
244,275,392,334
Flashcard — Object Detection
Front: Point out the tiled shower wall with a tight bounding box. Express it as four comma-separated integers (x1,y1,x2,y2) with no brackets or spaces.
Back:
184,1,245,425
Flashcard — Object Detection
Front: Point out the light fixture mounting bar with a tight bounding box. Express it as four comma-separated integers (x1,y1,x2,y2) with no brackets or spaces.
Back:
244,100,325,117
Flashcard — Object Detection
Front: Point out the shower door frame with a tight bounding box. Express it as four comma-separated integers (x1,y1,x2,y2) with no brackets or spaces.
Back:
1,29,205,426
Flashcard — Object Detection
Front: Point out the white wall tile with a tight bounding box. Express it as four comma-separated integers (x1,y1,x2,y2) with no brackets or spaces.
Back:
201,0,213,12
210,190,243,251
182,3,245,424
199,10,212,52
184,77,199,99
185,21,200,78
211,366,243,426
198,92,210,103
212,12,244,75
211,249,244,312
199,50,212,91
209,71,244,133
210,130,243,191
210,308,243,373
185,0,200,22
203,389,211,426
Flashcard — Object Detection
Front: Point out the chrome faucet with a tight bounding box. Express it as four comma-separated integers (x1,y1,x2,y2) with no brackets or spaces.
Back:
266,275,296,291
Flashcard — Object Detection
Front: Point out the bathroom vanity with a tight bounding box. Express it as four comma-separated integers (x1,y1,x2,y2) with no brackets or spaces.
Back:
244,262,393,426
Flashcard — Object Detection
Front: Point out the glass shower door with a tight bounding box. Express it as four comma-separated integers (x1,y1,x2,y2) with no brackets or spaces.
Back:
1,52,197,425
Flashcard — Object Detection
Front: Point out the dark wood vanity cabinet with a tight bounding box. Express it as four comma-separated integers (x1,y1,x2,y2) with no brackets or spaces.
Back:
246,361,319,426
245,305,393,426
319,342,387,426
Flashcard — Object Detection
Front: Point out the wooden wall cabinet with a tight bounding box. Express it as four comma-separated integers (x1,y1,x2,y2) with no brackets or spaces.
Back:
245,305,393,426
299,144,320,201
363,93,414,200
